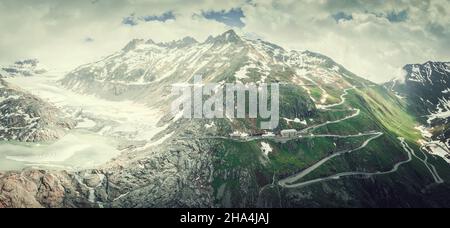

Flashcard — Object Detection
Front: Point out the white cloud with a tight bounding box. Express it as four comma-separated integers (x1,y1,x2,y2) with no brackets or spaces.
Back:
0,0,449,82
0,0,244,70
241,0,450,83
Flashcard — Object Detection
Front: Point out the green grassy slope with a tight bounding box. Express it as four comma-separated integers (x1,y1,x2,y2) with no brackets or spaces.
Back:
210,85,450,207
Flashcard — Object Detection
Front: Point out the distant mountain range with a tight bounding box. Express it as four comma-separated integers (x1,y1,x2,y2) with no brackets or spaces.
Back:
0,62,74,142
0,30,449,208
387,61,449,116
0,59,46,78
60,30,371,107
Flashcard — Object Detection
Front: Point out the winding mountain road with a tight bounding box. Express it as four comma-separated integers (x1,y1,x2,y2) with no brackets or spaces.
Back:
278,132,383,188
418,145,444,184
316,87,355,110
277,137,420,189
276,87,444,189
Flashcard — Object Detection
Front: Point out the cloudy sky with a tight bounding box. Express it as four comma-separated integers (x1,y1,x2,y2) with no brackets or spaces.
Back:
0,0,449,83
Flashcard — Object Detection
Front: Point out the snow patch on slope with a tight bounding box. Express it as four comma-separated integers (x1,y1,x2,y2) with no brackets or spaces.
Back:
260,142,273,157
427,97,450,123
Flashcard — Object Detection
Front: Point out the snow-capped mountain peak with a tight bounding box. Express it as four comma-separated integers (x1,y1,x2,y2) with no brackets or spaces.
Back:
387,61,450,157
159,36,199,48
58,30,375,115
205,29,242,44
402,61,450,85
122,39,146,52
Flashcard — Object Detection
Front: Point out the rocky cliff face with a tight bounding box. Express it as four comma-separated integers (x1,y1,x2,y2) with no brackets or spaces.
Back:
1,31,450,208
387,61,450,116
0,122,217,208
0,79,75,142
386,61,450,159
0,170,91,208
